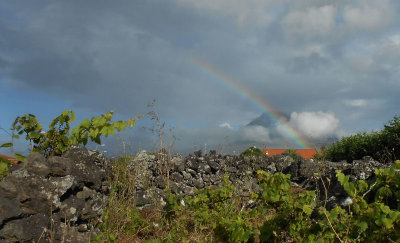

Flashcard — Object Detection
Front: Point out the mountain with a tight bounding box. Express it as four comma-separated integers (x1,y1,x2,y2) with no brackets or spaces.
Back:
247,112,290,127
246,113,290,140
246,113,338,147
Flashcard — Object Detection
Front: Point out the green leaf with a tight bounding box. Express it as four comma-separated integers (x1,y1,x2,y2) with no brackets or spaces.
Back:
14,154,26,162
101,126,115,137
29,131,41,139
89,129,99,139
357,180,368,193
69,111,76,123
93,135,101,144
357,221,368,231
0,143,13,148
381,217,393,229
81,133,88,145
114,121,127,131
303,205,313,216
80,119,91,129
104,111,114,121
61,110,71,116
128,119,136,128
93,117,107,127
0,162,9,171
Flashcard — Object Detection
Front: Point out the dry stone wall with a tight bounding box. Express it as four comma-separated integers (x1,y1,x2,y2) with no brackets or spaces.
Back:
128,150,389,209
0,147,390,242
0,146,111,243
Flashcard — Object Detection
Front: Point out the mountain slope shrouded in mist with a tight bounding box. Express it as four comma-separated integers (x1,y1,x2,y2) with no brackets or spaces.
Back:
246,112,339,149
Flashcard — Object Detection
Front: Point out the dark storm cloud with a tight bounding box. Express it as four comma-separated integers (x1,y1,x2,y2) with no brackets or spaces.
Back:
1,0,400,153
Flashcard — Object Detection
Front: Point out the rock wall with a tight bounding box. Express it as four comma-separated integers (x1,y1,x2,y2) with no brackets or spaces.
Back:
0,146,110,243
0,147,390,242
128,150,389,209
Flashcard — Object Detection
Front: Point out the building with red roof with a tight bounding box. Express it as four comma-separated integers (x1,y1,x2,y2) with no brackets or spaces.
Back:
262,149,319,160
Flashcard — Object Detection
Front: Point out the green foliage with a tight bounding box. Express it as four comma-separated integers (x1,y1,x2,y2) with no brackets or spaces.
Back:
11,110,138,157
324,115,400,163
0,143,12,148
0,157,12,180
374,160,400,209
240,146,264,157
0,143,23,179
282,149,303,161
163,175,256,242
11,113,43,145
312,170,400,242
97,163,400,242
36,111,75,156
257,171,317,241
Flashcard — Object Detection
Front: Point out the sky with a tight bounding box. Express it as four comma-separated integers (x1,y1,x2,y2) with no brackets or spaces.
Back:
1,0,400,156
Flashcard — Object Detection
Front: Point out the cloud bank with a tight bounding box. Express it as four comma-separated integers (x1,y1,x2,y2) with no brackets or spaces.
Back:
1,0,400,153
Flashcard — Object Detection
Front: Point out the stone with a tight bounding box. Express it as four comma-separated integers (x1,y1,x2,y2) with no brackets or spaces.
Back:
171,156,185,172
193,178,204,189
209,150,217,156
275,155,294,172
171,172,183,182
0,213,50,242
0,146,110,243
76,186,96,200
187,159,199,171
298,160,317,179
181,171,191,180
208,160,220,171
184,186,196,195
155,176,166,189
135,190,152,207
194,150,202,157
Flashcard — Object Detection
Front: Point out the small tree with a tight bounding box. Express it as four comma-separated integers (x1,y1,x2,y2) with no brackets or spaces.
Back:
11,110,139,157
240,146,264,157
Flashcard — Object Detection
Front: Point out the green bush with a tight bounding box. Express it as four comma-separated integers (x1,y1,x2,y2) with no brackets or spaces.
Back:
11,110,138,157
282,149,303,161
0,142,17,180
324,115,400,163
0,157,12,180
240,146,264,157
96,160,400,242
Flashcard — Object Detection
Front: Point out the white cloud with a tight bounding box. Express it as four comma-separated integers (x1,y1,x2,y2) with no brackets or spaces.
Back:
240,126,271,143
219,122,233,129
289,111,340,138
343,0,394,31
282,5,337,38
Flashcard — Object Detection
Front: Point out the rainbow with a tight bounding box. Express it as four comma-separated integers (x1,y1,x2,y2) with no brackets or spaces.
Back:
191,57,310,149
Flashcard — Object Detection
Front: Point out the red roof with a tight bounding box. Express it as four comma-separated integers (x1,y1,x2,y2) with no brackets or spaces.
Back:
262,149,319,160
0,154,19,164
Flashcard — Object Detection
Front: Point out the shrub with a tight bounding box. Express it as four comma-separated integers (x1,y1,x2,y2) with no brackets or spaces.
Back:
0,142,18,180
240,146,264,157
0,156,12,180
324,115,400,163
11,110,138,157
282,149,303,162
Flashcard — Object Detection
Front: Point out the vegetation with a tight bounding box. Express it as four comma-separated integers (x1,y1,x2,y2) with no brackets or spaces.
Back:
0,110,138,180
0,142,17,180
97,159,400,242
240,146,265,157
282,149,303,161
324,115,400,163
2,110,400,242
0,156,12,180
11,110,138,157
